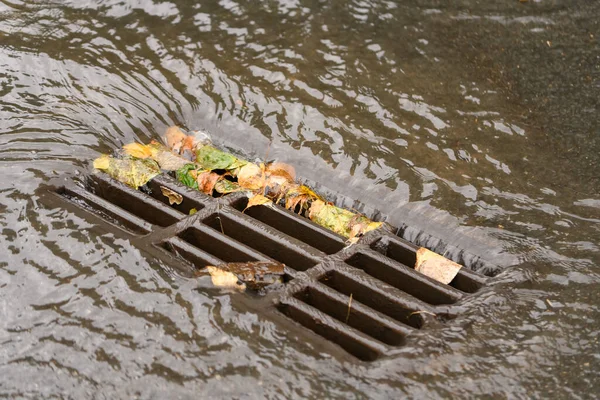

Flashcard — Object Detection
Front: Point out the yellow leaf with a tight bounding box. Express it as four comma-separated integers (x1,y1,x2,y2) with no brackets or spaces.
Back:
414,248,462,285
123,143,153,159
93,154,110,170
308,200,382,242
160,186,183,205
243,194,272,212
206,266,246,291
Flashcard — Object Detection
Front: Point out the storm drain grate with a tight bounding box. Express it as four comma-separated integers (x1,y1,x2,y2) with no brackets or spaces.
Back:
44,172,490,362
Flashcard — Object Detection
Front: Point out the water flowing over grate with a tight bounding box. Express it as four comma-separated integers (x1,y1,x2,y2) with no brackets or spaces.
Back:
43,172,490,362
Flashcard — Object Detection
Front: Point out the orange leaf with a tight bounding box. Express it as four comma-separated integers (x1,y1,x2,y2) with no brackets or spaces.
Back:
165,126,187,153
196,171,222,195
237,163,265,191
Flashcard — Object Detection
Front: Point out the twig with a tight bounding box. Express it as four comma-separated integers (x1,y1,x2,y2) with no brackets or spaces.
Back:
408,310,437,318
217,199,225,235
345,293,353,324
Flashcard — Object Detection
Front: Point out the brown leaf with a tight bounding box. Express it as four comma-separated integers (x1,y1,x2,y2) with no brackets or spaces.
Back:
160,186,183,205
237,163,265,191
286,185,322,213
208,261,284,290
243,194,272,212
414,248,462,285
196,171,222,195
265,162,295,182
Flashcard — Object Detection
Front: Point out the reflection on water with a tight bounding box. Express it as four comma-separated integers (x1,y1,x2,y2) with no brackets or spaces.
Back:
0,0,598,397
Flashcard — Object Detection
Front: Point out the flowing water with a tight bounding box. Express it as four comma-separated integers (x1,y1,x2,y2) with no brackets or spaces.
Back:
1,0,599,398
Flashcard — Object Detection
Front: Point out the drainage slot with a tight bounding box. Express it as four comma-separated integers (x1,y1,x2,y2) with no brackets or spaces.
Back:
277,300,384,361
231,197,345,254
179,226,262,263
319,270,424,329
372,238,484,294
293,286,405,346
88,175,181,227
202,213,321,271
372,238,417,267
58,187,150,234
345,252,461,305
146,179,206,216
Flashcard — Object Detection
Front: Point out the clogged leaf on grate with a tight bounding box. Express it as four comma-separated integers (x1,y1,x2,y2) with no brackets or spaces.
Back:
176,164,200,190
285,184,322,213
195,146,246,171
243,194,272,212
92,155,160,189
214,179,244,194
415,248,462,284
308,200,382,241
196,171,222,195
207,266,246,291
237,163,265,191
160,186,183,205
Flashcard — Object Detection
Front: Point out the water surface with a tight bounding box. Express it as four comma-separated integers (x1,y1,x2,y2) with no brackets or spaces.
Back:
0,0,598,397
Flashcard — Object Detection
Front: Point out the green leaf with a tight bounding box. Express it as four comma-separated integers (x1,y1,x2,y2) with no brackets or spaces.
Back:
176,164,199,190
196,146,246,171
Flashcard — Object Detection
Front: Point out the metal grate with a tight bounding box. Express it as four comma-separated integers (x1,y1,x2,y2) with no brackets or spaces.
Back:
43,172,490,362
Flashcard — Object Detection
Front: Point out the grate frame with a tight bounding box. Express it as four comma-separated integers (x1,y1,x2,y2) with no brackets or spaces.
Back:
42,171,492,362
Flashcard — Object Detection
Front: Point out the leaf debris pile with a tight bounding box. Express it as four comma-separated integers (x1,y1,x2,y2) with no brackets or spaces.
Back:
93,126,383,243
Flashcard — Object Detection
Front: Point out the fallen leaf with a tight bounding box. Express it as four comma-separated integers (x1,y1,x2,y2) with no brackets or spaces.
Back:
123,142,153,159
414,248,462,285
196,146,246,171
263,162,296,201
160,186,183,205
237,163,265,191
93,154,110,170
147,141,189,171
189,208,198,215
243,194,272,212
208,261,284,290
206,266,246,291
285,184,321,213
196,171,222,195
308,200,382,241
265,162,295,182
165,126,187,153
93,155,160,189
176,164,200,190
214,179,243,194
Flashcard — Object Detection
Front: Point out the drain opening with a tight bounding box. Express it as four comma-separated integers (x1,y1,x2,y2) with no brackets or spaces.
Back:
87,174,181,227
277,299,384,362
178,226,265,264
293,285,407,346
371,237,484,294
319,270,425,329
345,251,462,305
202,212,322,271
230,197,346,255
57,186,150,234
